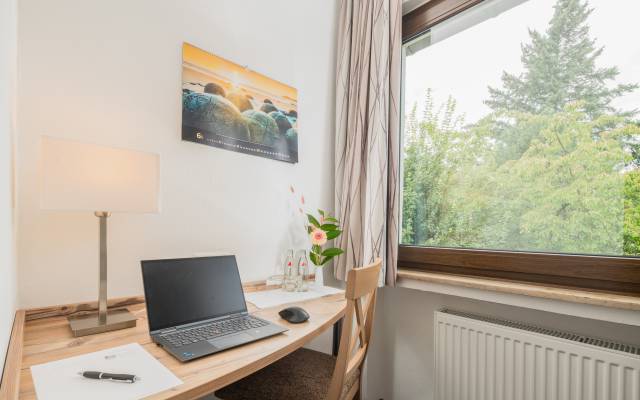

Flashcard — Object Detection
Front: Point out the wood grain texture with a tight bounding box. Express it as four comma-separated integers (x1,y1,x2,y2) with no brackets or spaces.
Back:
13,293,345,400
328,259,381,400
0,310,25,400
397,268,640,311
25,296,145,321
24,279,310,321
398,246,640,294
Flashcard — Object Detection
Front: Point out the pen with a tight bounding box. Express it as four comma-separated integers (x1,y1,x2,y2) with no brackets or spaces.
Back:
78,371,139,383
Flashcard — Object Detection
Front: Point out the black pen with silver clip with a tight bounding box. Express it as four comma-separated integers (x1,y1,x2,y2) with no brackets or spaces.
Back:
78,371,139,383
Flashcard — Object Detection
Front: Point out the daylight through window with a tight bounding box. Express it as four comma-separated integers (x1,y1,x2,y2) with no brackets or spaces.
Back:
401,0,640,258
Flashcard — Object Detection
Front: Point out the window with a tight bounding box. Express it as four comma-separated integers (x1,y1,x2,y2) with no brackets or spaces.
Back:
399,0,640,293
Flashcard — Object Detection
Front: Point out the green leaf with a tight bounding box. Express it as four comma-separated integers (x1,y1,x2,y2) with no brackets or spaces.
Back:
326,229,342,240
307,214,321,228
321,224,338,231
321,247,344,257
307,225,314,234
320,254,339,265
318,209,325,217
324,217,339,224
312,244,322,254
309,252,321,266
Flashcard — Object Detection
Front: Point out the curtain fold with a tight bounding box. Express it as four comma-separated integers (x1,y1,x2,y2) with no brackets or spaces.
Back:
334,0,401,286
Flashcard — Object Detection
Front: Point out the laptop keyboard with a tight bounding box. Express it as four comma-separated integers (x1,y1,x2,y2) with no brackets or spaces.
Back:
160,316,269,348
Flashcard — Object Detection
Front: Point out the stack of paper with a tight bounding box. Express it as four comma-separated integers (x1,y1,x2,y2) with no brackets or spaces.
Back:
245,285,344,309
31,343,182,400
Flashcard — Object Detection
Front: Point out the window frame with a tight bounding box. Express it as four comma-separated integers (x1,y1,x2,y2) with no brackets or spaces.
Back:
403,0,485,42
399,0,640,295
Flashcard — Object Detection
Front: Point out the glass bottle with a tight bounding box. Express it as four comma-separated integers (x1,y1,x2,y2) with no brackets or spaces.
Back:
296,251,309,292
282,249,297,292
267,254,285,287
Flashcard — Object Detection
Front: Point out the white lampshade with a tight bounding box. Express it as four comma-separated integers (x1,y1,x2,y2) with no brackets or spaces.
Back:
40,136,160,213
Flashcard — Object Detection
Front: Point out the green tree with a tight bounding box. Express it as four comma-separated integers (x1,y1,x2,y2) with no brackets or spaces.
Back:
478,105,637,255
402,90,467,245
403,97,640,256
401,0,640,256
624,169,640,255
486,0,638,120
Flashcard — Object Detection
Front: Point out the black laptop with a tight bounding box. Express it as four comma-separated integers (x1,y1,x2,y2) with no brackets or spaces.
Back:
141,255,287,362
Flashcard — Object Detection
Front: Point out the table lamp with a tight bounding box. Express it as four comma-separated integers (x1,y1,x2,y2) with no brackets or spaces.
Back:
40,136,160,337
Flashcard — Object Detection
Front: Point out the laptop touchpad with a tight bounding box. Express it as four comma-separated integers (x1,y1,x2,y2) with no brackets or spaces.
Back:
210,332,253,349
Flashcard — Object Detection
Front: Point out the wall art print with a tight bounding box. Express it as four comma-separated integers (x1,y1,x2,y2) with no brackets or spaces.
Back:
182,43,299,163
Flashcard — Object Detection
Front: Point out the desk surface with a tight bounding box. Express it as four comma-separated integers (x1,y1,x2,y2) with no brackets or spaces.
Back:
13,292,346,400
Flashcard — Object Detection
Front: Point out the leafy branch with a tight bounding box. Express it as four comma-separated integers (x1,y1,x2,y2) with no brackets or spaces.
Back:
307,209,344,266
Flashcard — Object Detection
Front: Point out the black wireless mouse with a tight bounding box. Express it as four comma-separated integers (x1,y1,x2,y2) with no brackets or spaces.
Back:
279,306,310,324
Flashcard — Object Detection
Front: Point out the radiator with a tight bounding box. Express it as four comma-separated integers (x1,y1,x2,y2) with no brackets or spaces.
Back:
435,310,640,400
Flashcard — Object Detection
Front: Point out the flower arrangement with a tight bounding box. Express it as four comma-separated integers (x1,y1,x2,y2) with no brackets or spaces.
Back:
306,209,344,266
289,185,344,267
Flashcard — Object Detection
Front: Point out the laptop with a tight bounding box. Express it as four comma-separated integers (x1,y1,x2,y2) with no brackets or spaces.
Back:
141,255,288,362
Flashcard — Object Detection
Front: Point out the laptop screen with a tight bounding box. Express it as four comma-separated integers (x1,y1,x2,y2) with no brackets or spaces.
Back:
141,256,248,332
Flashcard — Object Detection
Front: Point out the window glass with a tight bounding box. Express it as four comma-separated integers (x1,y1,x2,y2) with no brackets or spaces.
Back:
401,0,640,257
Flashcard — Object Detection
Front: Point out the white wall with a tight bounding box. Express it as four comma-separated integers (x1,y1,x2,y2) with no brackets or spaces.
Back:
17,0,339,308
365,287,640,400
0,0,18,376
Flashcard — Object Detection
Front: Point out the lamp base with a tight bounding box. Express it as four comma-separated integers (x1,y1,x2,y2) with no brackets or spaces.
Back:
68,309,137,337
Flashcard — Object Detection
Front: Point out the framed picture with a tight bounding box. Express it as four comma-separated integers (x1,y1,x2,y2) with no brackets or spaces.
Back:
181,43,299,163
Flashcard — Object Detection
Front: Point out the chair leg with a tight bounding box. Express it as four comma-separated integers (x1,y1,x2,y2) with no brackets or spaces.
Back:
352,374,362,400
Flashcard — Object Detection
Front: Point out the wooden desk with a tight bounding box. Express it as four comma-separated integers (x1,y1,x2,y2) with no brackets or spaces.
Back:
3,291,346,400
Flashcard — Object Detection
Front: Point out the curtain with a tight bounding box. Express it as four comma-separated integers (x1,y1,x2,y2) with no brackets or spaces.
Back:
334,0,401,286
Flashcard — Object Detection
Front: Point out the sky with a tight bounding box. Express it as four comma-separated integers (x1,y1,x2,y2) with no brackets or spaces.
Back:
404,0,640,124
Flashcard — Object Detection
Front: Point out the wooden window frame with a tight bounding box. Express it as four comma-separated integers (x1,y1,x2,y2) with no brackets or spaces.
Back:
403,0,485,42
399,0,640,295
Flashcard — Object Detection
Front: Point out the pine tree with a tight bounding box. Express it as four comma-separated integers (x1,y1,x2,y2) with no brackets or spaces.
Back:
485,0,638,119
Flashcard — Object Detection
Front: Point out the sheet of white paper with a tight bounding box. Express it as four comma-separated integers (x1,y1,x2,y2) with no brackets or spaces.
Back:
31,343,182,400
245,285,344,309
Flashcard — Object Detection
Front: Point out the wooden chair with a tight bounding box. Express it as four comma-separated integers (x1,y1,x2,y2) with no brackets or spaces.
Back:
215,258,382,400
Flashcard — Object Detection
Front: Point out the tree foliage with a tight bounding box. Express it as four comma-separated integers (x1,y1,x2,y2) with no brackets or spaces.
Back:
402,91,468,245
401,0,640,256
402,100,640,255
476,106,634,254
624,170,640,255
486,0,638,119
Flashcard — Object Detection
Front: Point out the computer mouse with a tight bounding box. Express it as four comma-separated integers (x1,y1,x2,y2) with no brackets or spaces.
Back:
278,306,310,324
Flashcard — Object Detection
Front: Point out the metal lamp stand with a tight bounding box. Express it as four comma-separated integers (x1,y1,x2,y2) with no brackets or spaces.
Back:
67,211,137,337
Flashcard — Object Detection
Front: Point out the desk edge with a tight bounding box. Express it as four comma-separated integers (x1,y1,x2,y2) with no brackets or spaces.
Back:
0,310,25,400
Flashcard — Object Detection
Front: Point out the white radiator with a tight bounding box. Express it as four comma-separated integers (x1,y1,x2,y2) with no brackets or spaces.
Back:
435,310,640,400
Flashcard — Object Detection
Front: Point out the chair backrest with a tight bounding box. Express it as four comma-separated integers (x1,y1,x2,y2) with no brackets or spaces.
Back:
327,258,382,400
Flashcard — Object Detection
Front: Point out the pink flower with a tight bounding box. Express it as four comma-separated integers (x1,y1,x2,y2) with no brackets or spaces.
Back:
301,195,305,205
310,229,327,246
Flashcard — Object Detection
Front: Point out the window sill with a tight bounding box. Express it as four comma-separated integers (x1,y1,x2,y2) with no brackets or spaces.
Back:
396,268,640,325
